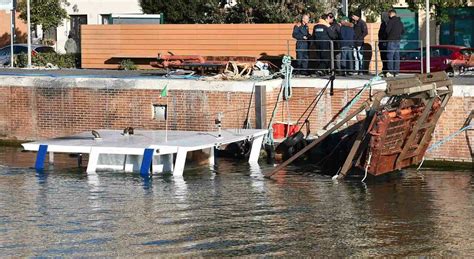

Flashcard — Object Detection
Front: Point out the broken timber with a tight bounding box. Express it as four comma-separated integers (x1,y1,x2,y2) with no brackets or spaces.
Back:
265,72,453,179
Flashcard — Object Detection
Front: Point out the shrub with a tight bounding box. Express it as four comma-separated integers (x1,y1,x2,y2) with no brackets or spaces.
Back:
15,53,80,68
119,59,138,70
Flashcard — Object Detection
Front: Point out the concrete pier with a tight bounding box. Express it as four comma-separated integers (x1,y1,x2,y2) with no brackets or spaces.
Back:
0,70,472,162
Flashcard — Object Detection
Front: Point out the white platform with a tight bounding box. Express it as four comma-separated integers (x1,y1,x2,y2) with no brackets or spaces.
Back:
22,129,268,176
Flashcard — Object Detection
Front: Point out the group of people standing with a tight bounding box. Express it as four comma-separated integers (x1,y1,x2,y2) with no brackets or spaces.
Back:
292,10,404,77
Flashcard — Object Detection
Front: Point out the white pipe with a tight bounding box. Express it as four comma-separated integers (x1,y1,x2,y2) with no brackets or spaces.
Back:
27,0,31,68
426,0,430,73
10,7,14,68
344,0,348,16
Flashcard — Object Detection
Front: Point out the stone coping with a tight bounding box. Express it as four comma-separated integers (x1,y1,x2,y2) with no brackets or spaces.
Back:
0,75,472,97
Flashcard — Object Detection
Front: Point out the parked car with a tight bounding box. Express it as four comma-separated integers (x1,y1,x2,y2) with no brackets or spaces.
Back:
399,45,471,74
0,44,55,66
448,48,474,74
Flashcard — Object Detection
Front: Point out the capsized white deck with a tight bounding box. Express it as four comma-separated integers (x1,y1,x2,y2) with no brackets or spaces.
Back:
22,129,268,176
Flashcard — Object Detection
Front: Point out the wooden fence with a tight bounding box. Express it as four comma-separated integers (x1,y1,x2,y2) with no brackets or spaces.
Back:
81,23,381,69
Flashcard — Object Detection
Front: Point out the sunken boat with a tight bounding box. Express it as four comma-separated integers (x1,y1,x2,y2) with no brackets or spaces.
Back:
266,71,453,180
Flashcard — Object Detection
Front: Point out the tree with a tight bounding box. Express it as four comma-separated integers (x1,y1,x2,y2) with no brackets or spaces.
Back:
139,0,223,24
139,0,338,24
225,0,334,24
406,0,468,43
349,0,398,22
16,0,69,30
406,0,467,25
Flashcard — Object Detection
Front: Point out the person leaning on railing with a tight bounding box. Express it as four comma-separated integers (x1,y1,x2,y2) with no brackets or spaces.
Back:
385,9,405,77
312,14,338,76
352,11,368,75
378,12,390,76
292,14,311,75
340,16,355,76
328,13,342,75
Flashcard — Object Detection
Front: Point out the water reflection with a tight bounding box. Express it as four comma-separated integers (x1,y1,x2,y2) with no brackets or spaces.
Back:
0,147,472,256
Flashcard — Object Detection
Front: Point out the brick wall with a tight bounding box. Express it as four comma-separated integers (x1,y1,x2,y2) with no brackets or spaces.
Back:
0,86,254,140
0,11,28,47
0,77,472,162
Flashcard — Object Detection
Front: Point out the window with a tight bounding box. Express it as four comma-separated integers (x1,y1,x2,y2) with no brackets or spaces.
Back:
13,46,28,54
431,48,454,57
101,14,111,24
43,27,57,43
0,47,9,56
34,47,55,53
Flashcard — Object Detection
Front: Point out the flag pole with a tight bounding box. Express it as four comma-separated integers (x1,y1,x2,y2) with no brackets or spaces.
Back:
160,83,169,142
165,95,168,142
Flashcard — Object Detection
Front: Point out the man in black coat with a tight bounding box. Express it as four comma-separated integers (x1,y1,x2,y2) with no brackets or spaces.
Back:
292,14,311,75
378,12,389,76
352,12,368,74
385,9,405,76
313,14,337,75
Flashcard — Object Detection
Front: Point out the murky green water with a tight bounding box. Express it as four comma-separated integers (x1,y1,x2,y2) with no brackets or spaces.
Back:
0,146,473,256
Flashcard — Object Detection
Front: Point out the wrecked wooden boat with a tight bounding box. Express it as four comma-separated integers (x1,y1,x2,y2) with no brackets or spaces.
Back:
266,72,453,180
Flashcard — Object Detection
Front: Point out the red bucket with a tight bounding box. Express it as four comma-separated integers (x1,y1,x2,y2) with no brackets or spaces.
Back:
272,122,298,139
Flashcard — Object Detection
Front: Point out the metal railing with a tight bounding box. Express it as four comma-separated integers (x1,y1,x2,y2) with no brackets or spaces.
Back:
288,39,424,76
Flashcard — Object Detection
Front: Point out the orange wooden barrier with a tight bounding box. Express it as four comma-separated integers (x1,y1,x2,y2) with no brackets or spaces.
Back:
81,23,381,69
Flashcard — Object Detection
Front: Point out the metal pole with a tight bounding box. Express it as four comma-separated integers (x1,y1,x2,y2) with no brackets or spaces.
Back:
330,40,334,72
343,0,348,16
10,7,14,68
375,41,379,75
420,40,424,74
27,0,31,68
426,0,430,73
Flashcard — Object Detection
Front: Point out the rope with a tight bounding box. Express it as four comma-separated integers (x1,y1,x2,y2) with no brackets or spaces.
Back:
417,124,473,171
243,83,255,129
264,55,294,146
281,55,293,100
219,86,371,117
265,83,284,146
300,81,330,138
338,75,381,121
362,151,372,182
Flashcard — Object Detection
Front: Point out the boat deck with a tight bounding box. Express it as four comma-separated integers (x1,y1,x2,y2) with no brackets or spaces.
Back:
22,129,268,176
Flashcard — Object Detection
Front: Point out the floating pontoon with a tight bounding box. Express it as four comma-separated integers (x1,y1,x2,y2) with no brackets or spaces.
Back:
22,129,267,176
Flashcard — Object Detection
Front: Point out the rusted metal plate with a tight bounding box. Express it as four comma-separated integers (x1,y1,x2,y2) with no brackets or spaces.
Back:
362,98,442,176
151,54,257,70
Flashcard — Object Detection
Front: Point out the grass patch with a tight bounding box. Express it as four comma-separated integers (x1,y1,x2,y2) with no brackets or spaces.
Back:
0,139,26,147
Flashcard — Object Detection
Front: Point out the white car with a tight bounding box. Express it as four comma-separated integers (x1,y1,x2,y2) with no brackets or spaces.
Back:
0,44,55,66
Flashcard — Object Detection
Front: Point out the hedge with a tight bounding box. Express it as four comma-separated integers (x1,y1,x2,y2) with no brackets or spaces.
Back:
15,53,80,68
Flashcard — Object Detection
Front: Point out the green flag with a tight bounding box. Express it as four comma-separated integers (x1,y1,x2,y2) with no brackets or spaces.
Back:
160,84,168,97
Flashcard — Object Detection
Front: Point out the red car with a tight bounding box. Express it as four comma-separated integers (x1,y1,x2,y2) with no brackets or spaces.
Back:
449,48,474,74
399,45,470,74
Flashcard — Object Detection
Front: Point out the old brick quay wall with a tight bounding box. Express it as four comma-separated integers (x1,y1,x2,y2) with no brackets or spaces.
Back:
0,75,472,162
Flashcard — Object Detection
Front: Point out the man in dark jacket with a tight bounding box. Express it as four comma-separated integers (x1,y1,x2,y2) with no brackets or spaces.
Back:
378,12,389,76
292,14,311,75
340,16,355,75
385,9,405,76
328,13,342,74
313,14,337,75
352,12,368,74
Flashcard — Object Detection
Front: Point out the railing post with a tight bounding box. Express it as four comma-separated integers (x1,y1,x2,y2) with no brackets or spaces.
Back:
287,40,290,56
420,40,424,74
375,40,379,76
330,40,334,73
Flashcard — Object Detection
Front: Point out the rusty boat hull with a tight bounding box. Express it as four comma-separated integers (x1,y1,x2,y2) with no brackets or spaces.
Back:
272,72,453,179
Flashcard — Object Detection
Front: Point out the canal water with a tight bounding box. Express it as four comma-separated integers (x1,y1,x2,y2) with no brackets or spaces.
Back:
0,146,473,257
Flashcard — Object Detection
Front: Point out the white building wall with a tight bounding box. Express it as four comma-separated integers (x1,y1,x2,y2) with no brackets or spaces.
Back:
55,0,142,53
